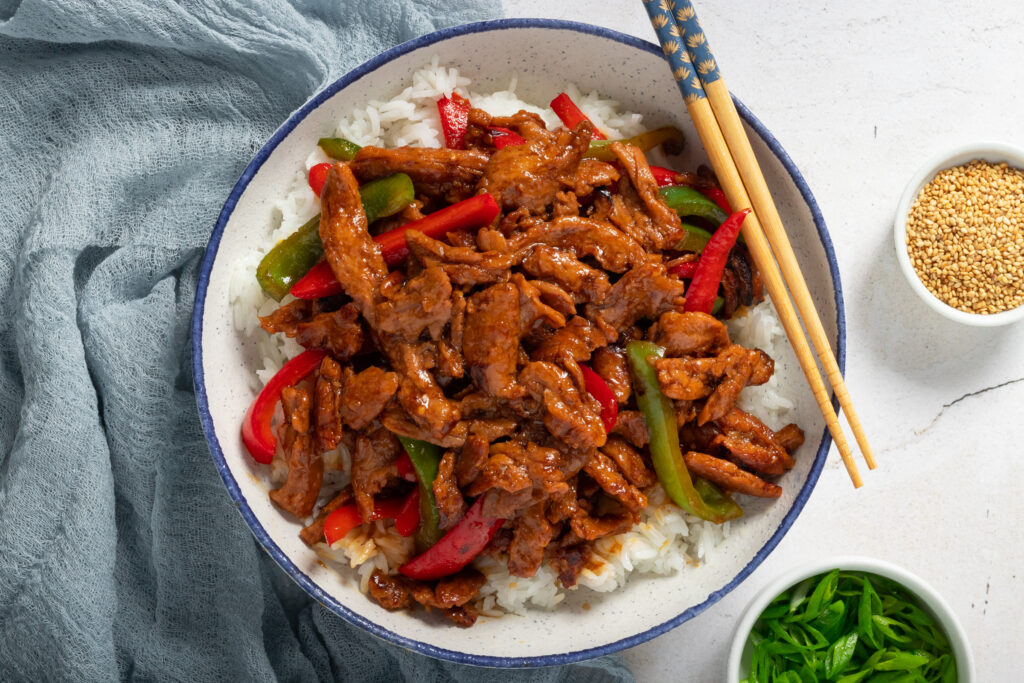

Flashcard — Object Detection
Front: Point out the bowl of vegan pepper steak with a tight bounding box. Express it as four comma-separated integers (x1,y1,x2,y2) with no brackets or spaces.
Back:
192,18,844,666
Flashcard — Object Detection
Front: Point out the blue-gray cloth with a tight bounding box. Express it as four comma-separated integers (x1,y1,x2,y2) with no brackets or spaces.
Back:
0,0,635,680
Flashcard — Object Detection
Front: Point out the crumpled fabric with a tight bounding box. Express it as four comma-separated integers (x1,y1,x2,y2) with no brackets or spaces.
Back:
0,0,635,680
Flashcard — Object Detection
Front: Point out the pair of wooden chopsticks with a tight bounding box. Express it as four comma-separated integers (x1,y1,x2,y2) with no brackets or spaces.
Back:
642,0,876,487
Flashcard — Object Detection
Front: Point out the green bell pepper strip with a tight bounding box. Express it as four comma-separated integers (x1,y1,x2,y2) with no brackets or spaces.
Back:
675,223,714,253
398,436,445,549
317,137,362,161
254,173,415,300
584,126,685,162
659,185,729,227
625,340,743,523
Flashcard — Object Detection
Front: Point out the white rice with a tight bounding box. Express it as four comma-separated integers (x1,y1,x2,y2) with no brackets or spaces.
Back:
231,59,797,616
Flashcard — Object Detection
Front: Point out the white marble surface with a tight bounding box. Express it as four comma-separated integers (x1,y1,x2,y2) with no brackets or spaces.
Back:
502,1,1024,680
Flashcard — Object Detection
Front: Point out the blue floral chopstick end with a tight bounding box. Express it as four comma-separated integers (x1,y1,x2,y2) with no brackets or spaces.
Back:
672,0,722,85
642,0,706,102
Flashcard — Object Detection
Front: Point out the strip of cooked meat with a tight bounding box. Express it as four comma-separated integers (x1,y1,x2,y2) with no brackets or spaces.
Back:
508,503,555,578
477,120,593,213
549,541,592,588
385,340,462,441
590,346,631,404
315,357,344,452
368,569,485,627
463,282,525,399
519,361,607,452
610,409,649,448
713,407,795,475
299,487,353,546
351,426,401,520
464,442,533,497
507,216,645,273
520,244,610,304
573,159,620,196
454,434,488,488
379,404,469,449
654,344,774,424
530,315,606,363
586,260,687,333
376,266,453,342
683,451,782,498
405,229,514,287
350,146,490,204
471,440,587,519
570,504,633,541
338,365,399,430
774,423,805,454
319,163,387,326
433,451,466,530
609,141,685,250
514,274,568,340
583,451,647,514
601,436,657,489
651,311,730,357
260,301,365,359
259,299,313,335
269,386,323,519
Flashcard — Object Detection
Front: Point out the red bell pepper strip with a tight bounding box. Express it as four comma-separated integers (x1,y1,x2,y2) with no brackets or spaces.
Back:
437,93,470,149
580,363,618,433
289,193,501,299
650,165,679,187
323,488,422,545
308,162,332,197
398,496,503,581
550,92,606,140
241,349,326,464
396,451,417,482
683,208,751,314
669,260,698,279
702,186,732,213
489,126,526,148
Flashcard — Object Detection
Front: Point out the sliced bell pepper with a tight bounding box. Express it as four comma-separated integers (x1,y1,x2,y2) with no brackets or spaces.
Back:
255,173,415,301
650,165,680,187
489,126,526,148
318,137,361,161
395,451,417,482
438,93,471,149
307,162,333,197
289,192,501,300
675,224,714,254
659,185,729,227
241,349,326,464
625,341,743,523
580,363,618,433
398,436,444,550
398,495,503,581
550,92,606,139
585,126,685,162
323,488,421,545
668,260,698,279
684,208,750,315
701,186,732,214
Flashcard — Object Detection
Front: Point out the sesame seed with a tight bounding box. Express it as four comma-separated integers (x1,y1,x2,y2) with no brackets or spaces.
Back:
905,159,1024,314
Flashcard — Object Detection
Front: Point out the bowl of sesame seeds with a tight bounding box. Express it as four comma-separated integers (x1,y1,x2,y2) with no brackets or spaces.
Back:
894,142,1024,326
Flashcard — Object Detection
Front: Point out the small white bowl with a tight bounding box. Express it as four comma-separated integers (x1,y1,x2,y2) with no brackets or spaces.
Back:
726,556,974,682
893,141,1024,327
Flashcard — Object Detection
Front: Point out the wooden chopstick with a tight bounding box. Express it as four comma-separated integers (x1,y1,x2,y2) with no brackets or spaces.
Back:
668,1,877,471
643,0,869,487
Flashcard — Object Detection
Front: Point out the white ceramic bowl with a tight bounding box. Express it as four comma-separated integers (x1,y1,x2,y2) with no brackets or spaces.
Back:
192,19,845,666
727,556,974,681
893,141,1024,327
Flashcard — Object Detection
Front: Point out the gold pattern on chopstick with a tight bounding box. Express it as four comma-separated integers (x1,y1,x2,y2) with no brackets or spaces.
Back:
669,23,681,37
686,32,707,48
658,0,671,12
652,14,669,28
676,7,696,21
672,66,689,81
662,39,680,56
697,59,717,75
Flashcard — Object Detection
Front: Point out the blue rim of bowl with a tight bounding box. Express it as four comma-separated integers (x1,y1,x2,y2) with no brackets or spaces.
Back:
191,17,845,668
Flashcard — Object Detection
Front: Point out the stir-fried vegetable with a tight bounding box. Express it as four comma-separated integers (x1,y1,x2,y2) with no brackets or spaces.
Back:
318,137,361,161
743,569,958,683
241,349,326,464
580,363,618,433
684,208,750,314
438,93,471,149
255,173,415,300
289,192,501,299
626,341,743,523
398,437,445,549
398,496,504,581
489,126,526,148
660,185,730,227
550,92,606,139
322,490,421,545
585,126,685,161
676,224,714,254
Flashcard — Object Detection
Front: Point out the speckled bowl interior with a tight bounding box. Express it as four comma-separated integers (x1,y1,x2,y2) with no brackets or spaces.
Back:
192,19,845,667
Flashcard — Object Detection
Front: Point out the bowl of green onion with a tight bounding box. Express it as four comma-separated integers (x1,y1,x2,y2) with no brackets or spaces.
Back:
727,556,973,682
